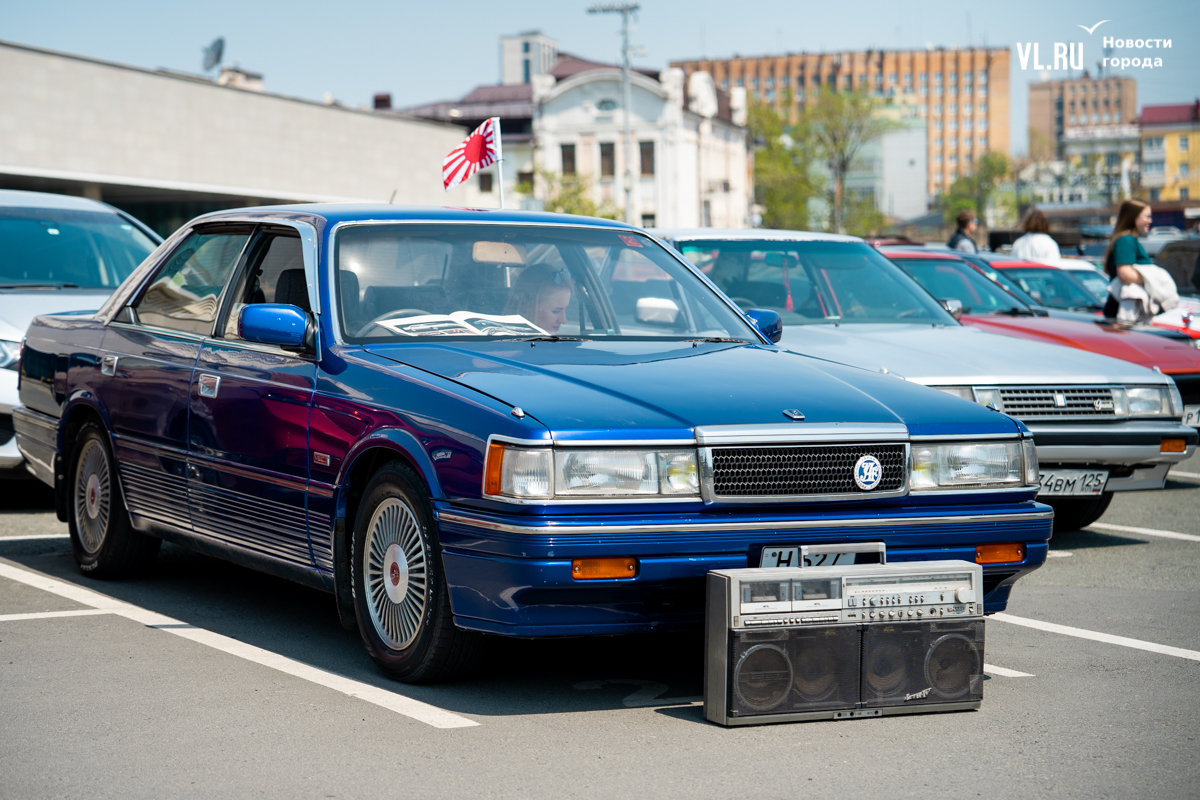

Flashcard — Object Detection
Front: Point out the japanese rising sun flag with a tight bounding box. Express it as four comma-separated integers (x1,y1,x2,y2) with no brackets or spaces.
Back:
442,117,500,190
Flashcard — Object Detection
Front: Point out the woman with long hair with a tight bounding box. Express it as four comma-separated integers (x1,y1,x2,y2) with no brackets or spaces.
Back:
1102,199,1154,318
504,264,574,334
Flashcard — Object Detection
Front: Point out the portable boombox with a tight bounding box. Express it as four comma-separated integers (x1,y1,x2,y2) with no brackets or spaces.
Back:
704,560,985,726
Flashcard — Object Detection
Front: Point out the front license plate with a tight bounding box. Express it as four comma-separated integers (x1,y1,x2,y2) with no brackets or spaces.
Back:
1037,469,1108,496
1184,404,1200,427
759,543,884,568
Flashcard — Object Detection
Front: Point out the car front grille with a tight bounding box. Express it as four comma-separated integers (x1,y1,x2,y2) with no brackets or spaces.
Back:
998,387,1116,419
1170,373,1200,407
708,443,907,498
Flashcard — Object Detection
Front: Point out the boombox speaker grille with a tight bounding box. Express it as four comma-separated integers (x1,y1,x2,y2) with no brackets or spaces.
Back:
861,620,984,708
730,625,860,717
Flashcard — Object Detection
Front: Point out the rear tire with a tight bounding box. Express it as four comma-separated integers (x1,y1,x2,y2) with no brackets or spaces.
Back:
1045,491,1114,532
351,461,483,683
68,422,160,578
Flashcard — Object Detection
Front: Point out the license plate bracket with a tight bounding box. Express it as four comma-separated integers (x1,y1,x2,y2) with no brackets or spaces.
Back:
758,542,886,569
1037,469,1108,496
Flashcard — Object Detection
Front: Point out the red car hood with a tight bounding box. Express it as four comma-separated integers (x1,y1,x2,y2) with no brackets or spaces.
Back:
961,314,1200,375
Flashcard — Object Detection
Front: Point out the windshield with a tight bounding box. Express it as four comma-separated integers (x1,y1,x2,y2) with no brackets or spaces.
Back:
961,257,1045,308
1000,267,1104,311
676,240,955,325
335,224,757,342
0,208,157,288
889,257,1033,315
1061,266,1111,300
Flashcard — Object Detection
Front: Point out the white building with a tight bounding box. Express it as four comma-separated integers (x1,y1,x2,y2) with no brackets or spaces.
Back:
399,41,752,229
500,31,558,86
0,40,486,235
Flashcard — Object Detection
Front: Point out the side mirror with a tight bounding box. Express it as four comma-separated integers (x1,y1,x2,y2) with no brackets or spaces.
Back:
636,297,680,324
239,304,312,350
939,298,964,320
745,308,783,343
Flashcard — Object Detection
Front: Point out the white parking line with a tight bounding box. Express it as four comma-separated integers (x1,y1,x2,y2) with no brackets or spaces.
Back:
0,534,70,542
0,561,478,729
1088,522,1200,543
992,612,1200,662
1168,470,1200,480
1046,551,1074,558
0,609,112,622
983,663,1034,678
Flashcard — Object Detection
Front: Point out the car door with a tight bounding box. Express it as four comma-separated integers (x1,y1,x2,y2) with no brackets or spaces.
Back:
98,224,252,532
186,226,318,567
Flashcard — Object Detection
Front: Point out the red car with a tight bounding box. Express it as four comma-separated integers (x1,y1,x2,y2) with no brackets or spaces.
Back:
879,248,1200,419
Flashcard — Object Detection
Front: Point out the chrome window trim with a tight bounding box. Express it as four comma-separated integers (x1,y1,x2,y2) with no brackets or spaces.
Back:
695,422,909,445
909,433,1022,441
324,219,768,348
435,508,1055,536
107,320,207,344
698,442,911,504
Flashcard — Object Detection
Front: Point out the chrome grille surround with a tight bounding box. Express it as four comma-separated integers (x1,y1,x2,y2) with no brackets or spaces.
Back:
695,423,911,503
996,386,1117,420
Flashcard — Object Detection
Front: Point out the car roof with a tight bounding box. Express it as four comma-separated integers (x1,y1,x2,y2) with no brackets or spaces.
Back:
876,248,964,260
0,188,119,212
654,228,862,244
995,262,1062,270
192,204,645,230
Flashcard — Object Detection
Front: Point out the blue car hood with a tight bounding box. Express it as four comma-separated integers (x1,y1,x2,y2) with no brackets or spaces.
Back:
365,341,1019,439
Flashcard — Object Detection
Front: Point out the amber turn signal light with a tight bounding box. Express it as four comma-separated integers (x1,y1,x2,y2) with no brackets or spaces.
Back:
483,442,505,495
1161,438,1187,453
571,557,637,580
976,543,1024,564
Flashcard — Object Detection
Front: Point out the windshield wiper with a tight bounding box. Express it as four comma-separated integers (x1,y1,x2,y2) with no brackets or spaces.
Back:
685,337,749,344
990,307,1036,316
508,336,592,343
0,282,80,289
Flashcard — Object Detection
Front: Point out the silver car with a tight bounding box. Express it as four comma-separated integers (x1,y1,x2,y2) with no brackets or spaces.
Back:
658,228,1198,531
0,189,160,477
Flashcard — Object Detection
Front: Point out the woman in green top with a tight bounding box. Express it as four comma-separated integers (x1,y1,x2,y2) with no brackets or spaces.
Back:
1103,198,1154,318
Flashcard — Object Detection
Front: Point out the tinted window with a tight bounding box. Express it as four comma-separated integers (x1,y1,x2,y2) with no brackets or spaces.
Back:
893,258,1029,314
0,208,157,288
678,240,955,325
335,224,755,342
222,234,307,340
1002,267,1104,310
135,232,248,335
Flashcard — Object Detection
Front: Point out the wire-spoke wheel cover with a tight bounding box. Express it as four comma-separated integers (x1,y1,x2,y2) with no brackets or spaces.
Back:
74,438,111,555
364,497,428,650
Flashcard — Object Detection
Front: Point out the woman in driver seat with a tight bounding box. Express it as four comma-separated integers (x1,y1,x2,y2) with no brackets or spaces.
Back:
505,264,573,334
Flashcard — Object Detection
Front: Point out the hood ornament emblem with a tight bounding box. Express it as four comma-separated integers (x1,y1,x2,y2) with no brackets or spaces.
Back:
782,409,805,421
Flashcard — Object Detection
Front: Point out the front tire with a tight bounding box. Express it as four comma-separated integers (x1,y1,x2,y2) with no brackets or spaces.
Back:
351,462,482,683
68,422,160,578
1045,491,1114,532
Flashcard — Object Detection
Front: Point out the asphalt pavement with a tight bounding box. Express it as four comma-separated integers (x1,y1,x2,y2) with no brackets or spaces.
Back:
1,455,1198,799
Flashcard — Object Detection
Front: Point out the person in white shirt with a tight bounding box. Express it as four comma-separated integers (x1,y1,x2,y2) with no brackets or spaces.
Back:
1011,209,1062,264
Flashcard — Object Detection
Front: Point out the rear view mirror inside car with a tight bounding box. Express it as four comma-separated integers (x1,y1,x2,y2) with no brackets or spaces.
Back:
473,241,525,265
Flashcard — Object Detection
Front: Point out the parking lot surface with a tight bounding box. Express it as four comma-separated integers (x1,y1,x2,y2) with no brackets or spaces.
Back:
2,458,1198,799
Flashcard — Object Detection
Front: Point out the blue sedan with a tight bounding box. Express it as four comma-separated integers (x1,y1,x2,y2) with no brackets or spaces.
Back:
14,206,1051,683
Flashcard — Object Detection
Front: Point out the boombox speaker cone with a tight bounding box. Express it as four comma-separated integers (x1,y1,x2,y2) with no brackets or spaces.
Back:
863,641,907,697
925,633,982,700
733,644,793,712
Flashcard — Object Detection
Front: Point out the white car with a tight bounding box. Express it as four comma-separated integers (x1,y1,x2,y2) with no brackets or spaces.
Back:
0,190,160,477
658,228,1198,532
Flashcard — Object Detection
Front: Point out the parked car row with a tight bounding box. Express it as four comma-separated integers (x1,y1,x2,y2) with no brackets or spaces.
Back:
5,187,1196,684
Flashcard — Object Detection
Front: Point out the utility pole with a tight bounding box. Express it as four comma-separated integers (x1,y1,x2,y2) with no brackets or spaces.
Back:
588,2,639,225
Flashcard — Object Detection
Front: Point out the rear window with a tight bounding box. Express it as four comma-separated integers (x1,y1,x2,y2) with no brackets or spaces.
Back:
0,208,158,288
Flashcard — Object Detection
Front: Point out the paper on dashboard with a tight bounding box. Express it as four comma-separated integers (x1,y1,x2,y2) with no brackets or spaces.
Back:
379,311,547,337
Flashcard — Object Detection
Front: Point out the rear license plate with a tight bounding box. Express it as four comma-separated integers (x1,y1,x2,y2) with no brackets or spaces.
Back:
1184,404,1200,427
1037,469,1108,496
759,543,884,569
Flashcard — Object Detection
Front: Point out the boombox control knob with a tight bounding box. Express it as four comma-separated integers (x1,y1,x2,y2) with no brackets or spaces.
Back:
956,587,975,603
916,609,923,617
869,597,877,606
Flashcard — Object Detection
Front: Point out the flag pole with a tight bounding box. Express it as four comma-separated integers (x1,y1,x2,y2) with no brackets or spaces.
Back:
492,116,505,210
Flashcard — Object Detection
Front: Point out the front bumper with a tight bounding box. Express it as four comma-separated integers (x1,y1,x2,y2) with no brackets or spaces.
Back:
1028,420,1197,493
435,502,1053,637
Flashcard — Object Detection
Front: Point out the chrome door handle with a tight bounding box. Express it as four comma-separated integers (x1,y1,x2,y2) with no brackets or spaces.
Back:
198,374,220,398
101,355,118,376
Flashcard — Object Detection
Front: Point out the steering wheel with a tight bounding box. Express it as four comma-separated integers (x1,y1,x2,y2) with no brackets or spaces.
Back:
355,309,431,337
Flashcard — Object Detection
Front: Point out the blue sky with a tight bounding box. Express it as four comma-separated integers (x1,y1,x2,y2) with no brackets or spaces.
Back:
4,0,1197,154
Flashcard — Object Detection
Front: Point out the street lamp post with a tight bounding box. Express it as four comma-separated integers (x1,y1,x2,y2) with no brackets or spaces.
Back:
588,2,639,225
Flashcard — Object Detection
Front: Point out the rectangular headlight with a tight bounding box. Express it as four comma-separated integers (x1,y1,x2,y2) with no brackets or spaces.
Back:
484,443,699,500
1114,386,1172,417
932,386,974,402
910,441,1027,491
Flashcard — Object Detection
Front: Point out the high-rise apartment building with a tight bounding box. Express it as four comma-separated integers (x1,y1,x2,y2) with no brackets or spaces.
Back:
1028,75,1137,160
1140,102,1200,203
671,48,1009,202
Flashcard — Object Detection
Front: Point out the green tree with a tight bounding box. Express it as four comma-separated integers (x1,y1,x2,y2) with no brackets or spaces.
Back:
518,170,619,219
748,95,823,230
942,151,1010,227
805,89,903,233
842,191,886,238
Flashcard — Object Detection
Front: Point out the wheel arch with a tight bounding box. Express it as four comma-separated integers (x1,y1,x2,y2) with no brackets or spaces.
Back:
54,394,111,523
336,431,444,539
